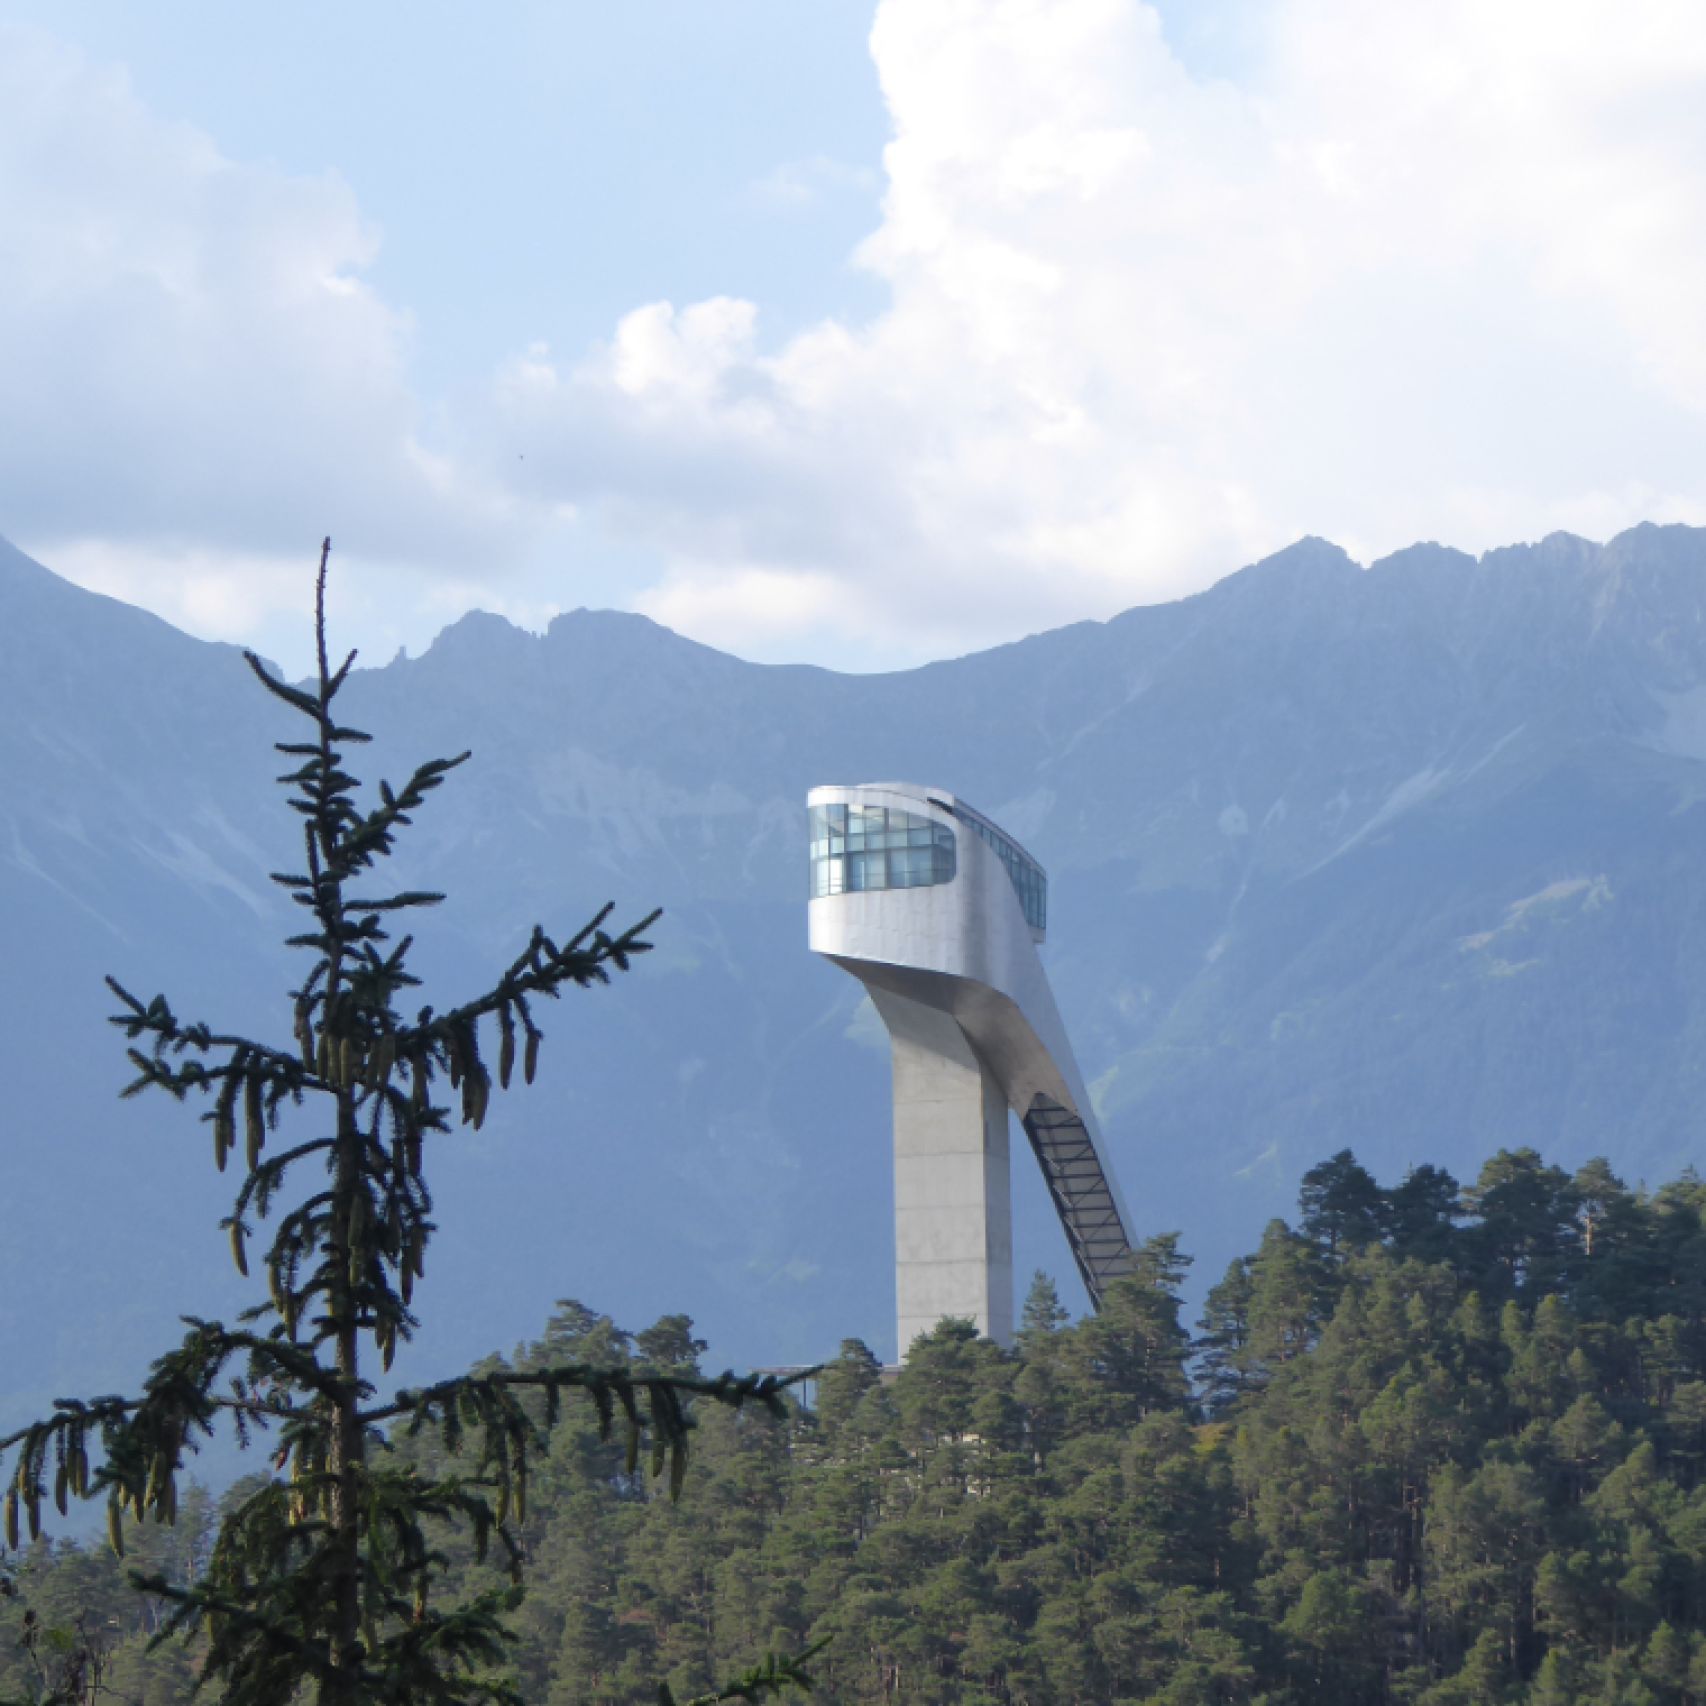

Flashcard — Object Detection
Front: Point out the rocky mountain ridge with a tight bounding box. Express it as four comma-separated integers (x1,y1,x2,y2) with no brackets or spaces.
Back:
4,523,1705,1418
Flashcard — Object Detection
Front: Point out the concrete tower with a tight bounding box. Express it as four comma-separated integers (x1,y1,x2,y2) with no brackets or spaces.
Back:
807,783,1136,1356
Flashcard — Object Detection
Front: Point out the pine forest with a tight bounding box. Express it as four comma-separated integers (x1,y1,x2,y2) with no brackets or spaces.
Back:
10,1146,1706,1703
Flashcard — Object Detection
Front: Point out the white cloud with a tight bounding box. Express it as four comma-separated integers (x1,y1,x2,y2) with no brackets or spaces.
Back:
747,155,880,212
41,538,315,645
38,536,554,678
0,26,516,584
637,565,851,653
488,0,1706,659
11,4,1706,670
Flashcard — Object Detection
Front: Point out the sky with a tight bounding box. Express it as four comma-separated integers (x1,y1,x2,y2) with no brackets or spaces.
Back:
3,0,1706,679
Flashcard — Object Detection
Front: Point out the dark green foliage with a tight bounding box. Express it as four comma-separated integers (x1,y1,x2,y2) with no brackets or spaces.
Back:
21,1145,1706,1700
0,545,807,1706
1298,1149,1387,1260
1463,1147,1582,1294
1385,1162,1463,1264
406,1149,1706,1704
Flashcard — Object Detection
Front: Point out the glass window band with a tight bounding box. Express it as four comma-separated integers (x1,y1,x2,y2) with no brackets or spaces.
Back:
807,797,1048,933
948,806,1048,933
809,803,956,899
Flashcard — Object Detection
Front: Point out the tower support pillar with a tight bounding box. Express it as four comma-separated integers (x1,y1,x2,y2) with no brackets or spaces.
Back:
871,987,1013,1353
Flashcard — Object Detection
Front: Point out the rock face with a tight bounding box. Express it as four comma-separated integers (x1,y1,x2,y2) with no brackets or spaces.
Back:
5,523,1706,1399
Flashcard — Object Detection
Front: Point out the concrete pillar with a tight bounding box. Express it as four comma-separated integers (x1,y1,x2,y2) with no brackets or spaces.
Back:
871,987,1013,1356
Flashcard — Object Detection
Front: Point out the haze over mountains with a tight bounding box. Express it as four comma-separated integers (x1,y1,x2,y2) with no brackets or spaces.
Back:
5,523,1706,1425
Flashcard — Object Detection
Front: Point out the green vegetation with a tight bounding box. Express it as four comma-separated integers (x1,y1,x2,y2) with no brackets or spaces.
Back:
13,1144,1706,1702
0,544,809,1706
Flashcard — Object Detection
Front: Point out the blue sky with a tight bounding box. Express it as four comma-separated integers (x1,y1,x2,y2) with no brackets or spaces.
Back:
3,1,1704,677
0,2,892,394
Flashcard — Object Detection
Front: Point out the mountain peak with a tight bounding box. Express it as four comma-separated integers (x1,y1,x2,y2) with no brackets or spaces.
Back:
1194,535,1362,615
1271,534,1356,566
1368,541,1478,576
545,605,679,646
420,608,533,664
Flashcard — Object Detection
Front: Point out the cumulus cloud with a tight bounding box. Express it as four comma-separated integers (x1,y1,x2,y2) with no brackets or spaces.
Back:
10,4,1706,669
0,26,515,585
490,0,1706,659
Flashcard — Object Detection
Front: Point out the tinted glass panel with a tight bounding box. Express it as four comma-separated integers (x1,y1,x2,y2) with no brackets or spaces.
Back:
948,806,1048,932
809,798,1043,929
809,803,956,900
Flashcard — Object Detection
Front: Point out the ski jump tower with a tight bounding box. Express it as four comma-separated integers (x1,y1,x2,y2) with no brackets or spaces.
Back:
808,783,1136,1355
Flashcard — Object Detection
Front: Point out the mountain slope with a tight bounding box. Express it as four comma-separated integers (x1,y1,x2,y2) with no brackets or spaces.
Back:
4,524,1706,1414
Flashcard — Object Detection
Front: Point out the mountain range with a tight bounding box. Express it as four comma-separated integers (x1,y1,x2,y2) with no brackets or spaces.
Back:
5,522,1706,1428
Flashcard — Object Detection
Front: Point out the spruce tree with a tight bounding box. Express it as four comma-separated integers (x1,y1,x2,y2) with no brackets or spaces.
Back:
1017,1272,1068,1341
0,545,816,1706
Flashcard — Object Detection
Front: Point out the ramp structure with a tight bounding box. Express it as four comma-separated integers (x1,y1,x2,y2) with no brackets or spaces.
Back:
807,783,1136,1355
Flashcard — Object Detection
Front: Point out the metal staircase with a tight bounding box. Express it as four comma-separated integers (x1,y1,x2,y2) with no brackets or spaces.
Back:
1021,1094,1135,1307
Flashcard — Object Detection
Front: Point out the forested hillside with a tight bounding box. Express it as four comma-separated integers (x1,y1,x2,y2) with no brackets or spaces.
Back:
12,1145,1706,1704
